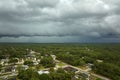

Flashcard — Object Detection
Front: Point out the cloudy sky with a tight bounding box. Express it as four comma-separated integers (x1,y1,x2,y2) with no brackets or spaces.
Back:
0,0,120,43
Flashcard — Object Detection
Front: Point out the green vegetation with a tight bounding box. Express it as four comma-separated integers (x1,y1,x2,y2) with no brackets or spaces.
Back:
93,62,120,80
8,58,18,64
0,43,120,80
0,64,2,71
24,60,34,66
57,53,86,66
57,62,66,67
40,56,55,68
18,68,39,80
17,68,74,80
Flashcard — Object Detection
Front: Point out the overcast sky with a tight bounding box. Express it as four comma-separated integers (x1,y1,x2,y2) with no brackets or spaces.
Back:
0,0,120,43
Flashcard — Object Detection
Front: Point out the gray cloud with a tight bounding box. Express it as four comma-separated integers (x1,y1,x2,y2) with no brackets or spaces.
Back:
0,0,120,42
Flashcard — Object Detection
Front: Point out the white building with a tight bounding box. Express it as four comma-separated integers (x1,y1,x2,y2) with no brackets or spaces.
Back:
38,70,49,75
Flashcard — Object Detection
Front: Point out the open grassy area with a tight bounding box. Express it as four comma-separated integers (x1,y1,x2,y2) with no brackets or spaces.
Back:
90,75,103,80
78,66,89,70
57,62,66,67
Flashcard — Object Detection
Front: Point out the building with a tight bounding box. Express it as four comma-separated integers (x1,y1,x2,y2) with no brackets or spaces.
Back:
64,66,78,72
38,70,49,75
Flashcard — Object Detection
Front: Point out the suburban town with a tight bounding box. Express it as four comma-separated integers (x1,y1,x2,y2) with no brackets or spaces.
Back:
0,48,111,80
0,0,120,80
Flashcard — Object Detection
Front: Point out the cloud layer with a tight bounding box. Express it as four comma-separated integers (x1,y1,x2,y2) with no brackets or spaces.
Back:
0,0,120,42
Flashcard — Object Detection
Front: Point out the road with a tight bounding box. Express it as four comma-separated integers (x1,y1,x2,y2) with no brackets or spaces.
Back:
52,55,111,80
91,73,111,80
0,72,18,79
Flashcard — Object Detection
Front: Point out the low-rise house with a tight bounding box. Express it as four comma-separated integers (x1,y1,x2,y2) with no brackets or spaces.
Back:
38,70,49,75
0,59,4,66
51,55,56,60
76,72,90,80
30,50,36,54
33,61,39,65
2,66,16,73
64,66,78,72
37,59,40,62
0,59,9,66
96,59,103,63
26,52,37,62
87,63,94,68
12,67,16,72
17,58,24,64
22,65,29,70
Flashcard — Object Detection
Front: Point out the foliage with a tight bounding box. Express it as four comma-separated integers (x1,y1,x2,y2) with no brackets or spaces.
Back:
8,58,18,64
24,60,34,66
56,53,85,66
0,43,120,79
17,68,74,80
17,68,39,80
40,56,55,68
93,62,120,80
0,64,2,71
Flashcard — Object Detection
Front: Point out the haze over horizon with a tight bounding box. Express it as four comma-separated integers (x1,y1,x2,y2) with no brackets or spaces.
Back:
0,0,120,43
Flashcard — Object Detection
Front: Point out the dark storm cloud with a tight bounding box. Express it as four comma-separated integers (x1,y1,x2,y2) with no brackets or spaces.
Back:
0,0,120,42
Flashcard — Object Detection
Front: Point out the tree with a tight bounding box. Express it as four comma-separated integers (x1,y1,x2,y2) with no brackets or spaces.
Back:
56,53,85,66
9,58,18,64
93,62,120,80
17,68,39,80
24,60,34,66
39,74,50,80
0,64,2,71
40,56,55,68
